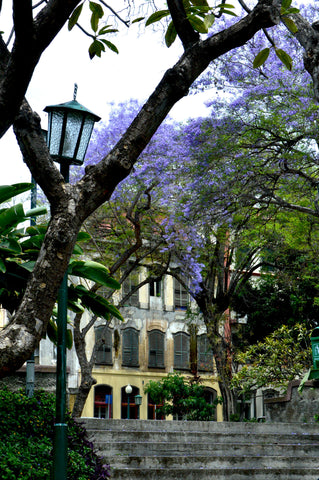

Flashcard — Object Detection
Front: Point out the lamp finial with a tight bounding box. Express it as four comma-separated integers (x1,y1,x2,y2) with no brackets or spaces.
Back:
73,83,78,101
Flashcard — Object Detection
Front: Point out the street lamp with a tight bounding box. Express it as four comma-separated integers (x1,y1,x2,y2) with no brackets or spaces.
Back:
44,85,100,480
135,394,142,419
125,384,133,419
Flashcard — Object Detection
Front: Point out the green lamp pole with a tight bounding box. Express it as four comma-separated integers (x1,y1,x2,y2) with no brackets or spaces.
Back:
44,85,100,480
125,384,132,419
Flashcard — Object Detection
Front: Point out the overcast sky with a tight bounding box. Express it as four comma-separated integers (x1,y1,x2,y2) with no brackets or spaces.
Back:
0,6,211,185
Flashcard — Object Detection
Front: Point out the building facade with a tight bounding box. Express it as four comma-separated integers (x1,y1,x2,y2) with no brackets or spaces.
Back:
81,267,223,420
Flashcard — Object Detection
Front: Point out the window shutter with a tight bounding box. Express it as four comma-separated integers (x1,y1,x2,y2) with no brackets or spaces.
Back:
122,328,139,366
95,326,112,365
149,330,164,368
174,332,190,369
198,334,214,371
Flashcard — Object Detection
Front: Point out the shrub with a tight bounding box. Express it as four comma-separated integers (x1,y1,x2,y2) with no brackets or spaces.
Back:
144,373,222,420
0,388,110,480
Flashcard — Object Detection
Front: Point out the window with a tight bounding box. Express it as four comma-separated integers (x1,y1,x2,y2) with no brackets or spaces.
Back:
174,332,190,370
122,328,139,367
198,334,214,372
122,271,139,306
95,325,113,365
94,385,113,418
150,278,161,297
174,279,188,309
148,330,165,368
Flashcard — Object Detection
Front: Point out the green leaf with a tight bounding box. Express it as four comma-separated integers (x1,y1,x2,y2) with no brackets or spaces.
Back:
203,14,215,31
67,298,85,313
0,184,32,205
281,0,292,9
190,0,209,6
71,284,123,320
20,234,44,251
132,17,145,24
89,40,105,59
98,25,118,35
26,225,47,236
25,206,47,218
220,9,237,16
68,260,121,289
20,261,36,272
187,15,208,33
145,10,170,27
46,319,58,345
91,13,100,32
89,2,104,33
68,3,83,31
76,231,91,242
0,258,5,273
100,39,119,54
165,21,177,48
253,47,270,68
66,328,73,349
103,302,124,321
89,1,104,18
0,237,22,254
275,48,293,71
72,244,84,256
0,203,26,234
282,17,298,34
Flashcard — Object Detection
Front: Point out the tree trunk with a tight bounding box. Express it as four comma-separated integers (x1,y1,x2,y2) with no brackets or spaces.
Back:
71,312,97,418
72,377,97,418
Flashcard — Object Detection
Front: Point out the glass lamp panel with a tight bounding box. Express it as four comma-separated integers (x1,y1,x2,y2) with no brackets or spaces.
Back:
76,117,95,163
62,112,82,160
48,111,64,157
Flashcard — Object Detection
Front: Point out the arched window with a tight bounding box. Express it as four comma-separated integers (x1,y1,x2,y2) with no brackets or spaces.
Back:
148,330,165,368
122,328,139,367
197,334,214,372
94,384,113,418
174,332,190,370
95,325,112,365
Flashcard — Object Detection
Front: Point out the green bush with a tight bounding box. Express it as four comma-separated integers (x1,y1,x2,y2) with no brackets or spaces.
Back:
0,388,110,480
144,373,222,420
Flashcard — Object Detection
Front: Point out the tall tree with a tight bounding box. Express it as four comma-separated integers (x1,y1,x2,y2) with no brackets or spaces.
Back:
0,0,318,378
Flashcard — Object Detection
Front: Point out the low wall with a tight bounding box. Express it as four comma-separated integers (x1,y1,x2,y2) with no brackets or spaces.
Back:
0,365,57,393
264,380,319,423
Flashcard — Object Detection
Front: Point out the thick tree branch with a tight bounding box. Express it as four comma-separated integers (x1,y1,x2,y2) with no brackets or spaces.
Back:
0,0,81,138
167,0,199,50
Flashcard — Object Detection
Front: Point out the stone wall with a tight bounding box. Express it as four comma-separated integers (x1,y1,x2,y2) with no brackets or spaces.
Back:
0,365,58,393
264,380,319,423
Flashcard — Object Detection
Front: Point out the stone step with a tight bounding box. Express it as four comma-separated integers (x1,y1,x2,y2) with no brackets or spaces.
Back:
94,440,319,457
107,454,319,469
82,418,319,434
88,429,319,444
109,467,319,480
80,419,319,480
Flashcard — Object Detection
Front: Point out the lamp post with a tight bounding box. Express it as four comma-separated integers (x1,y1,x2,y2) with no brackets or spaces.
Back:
125,384,133,419
134,394,142,419
44,85,100,480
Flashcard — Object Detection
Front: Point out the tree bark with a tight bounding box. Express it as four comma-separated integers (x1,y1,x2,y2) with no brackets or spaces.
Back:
0,1,284,375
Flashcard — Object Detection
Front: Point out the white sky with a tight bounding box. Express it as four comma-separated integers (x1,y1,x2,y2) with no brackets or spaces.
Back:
0,5,211,185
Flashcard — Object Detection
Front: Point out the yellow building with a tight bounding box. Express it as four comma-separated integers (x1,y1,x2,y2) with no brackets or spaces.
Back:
81,268,223,421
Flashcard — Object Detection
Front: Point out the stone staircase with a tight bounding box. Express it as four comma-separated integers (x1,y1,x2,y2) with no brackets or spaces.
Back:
81,418,319,479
